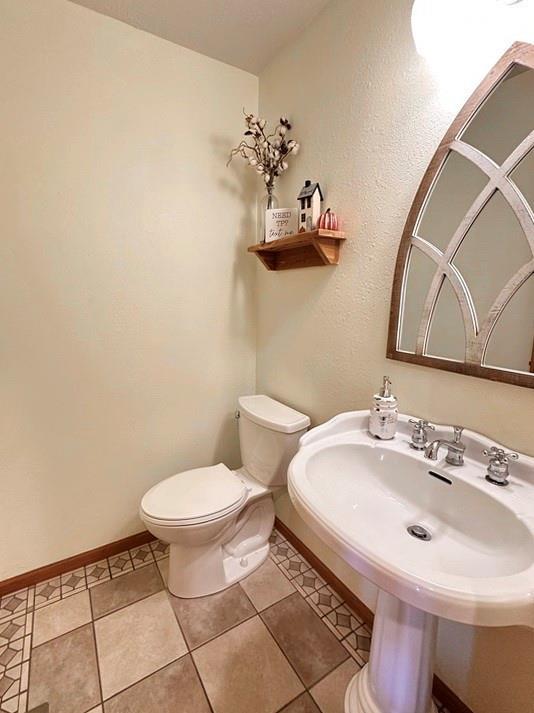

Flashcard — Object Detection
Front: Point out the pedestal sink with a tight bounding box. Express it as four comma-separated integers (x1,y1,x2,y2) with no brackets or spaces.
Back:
288,412,534,713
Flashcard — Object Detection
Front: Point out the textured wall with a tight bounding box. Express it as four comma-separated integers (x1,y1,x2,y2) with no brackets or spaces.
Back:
258,1,534,711
0,0,257,579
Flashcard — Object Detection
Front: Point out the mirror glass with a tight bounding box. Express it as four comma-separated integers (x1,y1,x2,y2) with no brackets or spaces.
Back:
426,279,465,361
417,152,487,252
452,191,530,321
511,147,534,207
461,65,533,164
399,247,435,352
485,276,534,372
397,61,534,377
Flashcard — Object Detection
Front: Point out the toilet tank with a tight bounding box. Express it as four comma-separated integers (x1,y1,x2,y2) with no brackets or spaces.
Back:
237,395,311,487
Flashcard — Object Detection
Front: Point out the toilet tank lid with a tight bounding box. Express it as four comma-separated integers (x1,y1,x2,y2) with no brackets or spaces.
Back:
238,395,310,434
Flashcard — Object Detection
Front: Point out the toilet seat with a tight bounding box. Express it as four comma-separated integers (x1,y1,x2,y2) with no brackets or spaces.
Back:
140,463,248,527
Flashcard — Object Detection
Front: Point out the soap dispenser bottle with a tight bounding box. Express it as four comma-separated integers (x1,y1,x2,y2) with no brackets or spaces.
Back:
369,376,398,440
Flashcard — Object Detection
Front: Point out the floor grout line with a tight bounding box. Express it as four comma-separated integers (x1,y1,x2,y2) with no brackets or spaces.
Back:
163,583,216,713
186,607,259,653
25,602,35,713
257,610,310,693
91,576,166,622
272,530,449,711
95,561,206,708
6,529,450,713
88,580,105,713
270,538,372,648
100,653,189,704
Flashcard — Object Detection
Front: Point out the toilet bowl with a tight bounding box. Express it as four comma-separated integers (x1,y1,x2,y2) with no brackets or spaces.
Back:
140,395,310,598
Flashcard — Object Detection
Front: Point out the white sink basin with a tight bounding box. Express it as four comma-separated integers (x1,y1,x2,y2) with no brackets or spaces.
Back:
288,411,534,713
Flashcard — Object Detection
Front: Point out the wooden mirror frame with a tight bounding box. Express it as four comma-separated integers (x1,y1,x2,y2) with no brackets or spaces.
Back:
387,42,534,388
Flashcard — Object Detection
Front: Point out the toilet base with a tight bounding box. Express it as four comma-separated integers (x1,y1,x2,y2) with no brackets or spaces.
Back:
167,495,275,598
223,542,270,588
168,541,270,598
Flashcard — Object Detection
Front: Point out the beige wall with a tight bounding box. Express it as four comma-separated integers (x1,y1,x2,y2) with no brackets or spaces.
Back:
0,0,257,579
258,1,534,711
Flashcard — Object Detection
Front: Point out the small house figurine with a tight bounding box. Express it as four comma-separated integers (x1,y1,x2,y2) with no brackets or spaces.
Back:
297,180,323,232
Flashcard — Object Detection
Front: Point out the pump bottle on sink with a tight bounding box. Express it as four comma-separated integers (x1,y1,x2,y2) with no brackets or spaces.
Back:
369,376,398,440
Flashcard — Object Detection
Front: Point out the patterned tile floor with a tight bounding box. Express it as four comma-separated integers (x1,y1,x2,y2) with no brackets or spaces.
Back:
0,531,451,713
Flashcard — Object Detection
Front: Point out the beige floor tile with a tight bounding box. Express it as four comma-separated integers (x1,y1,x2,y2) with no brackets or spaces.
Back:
156,558,168,586
279,553,311,580
324,604,363,640
310,659,360,713
85,561,110,589
270,542,298,564
261,593,348,687
193,616,303,713
239,558,295,611
129,544,155,570
279,692,321,712
90,564,163,619
308,586,343,617
169,583,255,648
104,656,210,713
95,590,187,699
33,591,91,647
107,552,134,579
269,530,286,547
86,708,103,713
293,569,327,597
34,579,61,609
0,612,31,648
149,540,169,561
0,589,32,623
29,624,100,713
342,625,371,665
60,569,86,597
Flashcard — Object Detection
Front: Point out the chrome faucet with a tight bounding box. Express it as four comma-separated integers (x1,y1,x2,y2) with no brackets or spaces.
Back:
424,426,466,466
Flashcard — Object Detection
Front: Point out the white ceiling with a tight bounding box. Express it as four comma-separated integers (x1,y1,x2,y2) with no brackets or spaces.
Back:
69,0,331,74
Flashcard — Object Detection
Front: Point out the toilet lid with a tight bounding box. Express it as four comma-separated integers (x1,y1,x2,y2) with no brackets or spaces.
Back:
140,463,247,524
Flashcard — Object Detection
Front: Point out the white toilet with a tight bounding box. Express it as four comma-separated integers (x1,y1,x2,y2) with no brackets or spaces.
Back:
140,395,310,598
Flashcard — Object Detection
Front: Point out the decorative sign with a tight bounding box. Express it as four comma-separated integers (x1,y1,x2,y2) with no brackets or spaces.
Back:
265,209,296,243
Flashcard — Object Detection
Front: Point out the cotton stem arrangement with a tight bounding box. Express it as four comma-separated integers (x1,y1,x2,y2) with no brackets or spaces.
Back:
227,111,300,193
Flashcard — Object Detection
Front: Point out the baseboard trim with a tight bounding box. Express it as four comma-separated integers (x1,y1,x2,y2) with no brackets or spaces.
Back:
0,530,153,597
275,517,474,713
1,517,473,713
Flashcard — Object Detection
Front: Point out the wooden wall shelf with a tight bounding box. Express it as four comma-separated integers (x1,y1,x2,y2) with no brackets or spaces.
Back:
248,229,346,271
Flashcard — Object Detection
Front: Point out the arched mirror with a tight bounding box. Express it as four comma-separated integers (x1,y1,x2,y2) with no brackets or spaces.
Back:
388,42,534,388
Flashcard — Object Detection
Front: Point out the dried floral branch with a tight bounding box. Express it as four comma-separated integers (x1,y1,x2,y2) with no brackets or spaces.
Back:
227,111,300,192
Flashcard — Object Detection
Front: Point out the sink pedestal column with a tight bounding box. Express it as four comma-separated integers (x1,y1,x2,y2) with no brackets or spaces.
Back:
345,590,438,713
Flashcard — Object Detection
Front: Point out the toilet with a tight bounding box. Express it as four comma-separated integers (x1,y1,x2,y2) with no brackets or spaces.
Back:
140,395,310,598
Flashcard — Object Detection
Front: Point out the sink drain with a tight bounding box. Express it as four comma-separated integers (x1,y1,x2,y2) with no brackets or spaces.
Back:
407,525,432,541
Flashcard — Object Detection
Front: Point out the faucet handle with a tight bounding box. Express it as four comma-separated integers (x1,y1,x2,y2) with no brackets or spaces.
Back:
483,447,519,486
452,426,464,443
483,446,519,464
408,419,435,450
409,418,435,431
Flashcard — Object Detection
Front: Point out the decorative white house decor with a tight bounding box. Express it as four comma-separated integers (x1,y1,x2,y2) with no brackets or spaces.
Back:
265,209,297,242
297,180,323,232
